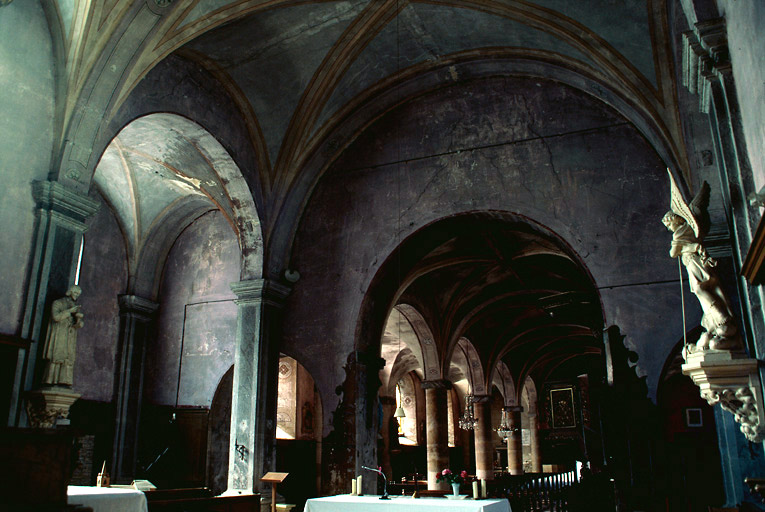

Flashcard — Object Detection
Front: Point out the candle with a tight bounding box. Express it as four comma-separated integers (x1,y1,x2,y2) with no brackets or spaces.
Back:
481,478,487,498
472,481,479,499
351,478,357,496
357,475,363,496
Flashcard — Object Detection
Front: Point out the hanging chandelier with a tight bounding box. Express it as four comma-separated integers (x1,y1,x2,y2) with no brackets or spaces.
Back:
458,395,478,430
495,408,512,439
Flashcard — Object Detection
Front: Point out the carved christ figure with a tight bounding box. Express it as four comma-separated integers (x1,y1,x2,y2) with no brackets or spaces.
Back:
662,171,742,352
41,285,84,386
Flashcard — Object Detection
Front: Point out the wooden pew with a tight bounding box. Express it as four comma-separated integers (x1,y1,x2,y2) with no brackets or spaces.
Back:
144,488,261,512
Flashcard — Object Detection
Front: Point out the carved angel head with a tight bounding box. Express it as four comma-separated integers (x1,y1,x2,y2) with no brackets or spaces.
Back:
662,211,684,232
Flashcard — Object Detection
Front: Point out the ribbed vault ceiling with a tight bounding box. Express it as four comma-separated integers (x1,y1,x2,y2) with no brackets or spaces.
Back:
381,216,603,399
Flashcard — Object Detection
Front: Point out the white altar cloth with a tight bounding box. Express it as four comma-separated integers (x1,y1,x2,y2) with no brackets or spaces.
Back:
304,494,510,512
67,485,148,512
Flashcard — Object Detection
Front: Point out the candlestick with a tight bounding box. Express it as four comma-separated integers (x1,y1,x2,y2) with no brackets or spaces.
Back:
351,478,357,496
472,480,479,499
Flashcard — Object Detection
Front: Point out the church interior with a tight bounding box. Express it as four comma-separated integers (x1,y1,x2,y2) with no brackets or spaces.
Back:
2,0,765,511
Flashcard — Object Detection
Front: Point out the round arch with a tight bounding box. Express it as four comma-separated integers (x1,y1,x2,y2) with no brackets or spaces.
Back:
93,113,263,299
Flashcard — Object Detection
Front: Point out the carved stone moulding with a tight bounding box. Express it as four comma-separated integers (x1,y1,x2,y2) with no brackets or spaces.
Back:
682,349,764,442
25,387,81,428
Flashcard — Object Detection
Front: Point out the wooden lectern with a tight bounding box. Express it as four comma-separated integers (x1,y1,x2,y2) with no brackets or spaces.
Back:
261,472,289,512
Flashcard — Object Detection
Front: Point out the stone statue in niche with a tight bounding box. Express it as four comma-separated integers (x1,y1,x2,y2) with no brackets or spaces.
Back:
663,171,742,352
41,285,84,386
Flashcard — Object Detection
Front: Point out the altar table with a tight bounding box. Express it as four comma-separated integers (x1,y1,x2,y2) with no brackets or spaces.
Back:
304,494,510,512
67,485,148,512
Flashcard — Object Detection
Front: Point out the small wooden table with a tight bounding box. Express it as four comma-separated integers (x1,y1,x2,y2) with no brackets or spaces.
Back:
261,472,289,512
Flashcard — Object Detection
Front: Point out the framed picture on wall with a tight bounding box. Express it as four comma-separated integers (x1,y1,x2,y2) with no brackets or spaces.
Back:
685,407,703,427
550,387,576,429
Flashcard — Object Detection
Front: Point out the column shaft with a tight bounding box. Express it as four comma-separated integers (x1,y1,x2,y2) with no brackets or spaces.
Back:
529,412,541,473
473,398,493,480
112,295,158,482
379,396,395,482
423,380,450,489
226,279,289,495
507,407,523,475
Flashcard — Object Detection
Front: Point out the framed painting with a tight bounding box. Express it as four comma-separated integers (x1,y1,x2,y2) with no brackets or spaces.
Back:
550,387,576,429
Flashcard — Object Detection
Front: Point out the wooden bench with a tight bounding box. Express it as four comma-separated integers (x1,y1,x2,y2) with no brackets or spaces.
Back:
144,488,261,512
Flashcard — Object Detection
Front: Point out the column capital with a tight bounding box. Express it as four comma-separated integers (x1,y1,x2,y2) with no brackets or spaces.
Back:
421,379,451,390
230,278,291,306
504,405,524,413
471,394,492,404
32,180,100,232
118,295,159,319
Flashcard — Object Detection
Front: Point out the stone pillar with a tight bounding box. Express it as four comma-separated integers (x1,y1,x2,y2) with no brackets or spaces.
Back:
379,395,395,482
111,294,158,483
529,411,542,473
356,352,386,495
506,406,524,475
472,395,493,481
226,279,290,495
681,21,765,505
10,181,99,426
422,379,450,490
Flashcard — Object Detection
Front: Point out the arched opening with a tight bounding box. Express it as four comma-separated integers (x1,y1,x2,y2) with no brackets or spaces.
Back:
275,355,324,510
354,211,604,492
73,112,263,487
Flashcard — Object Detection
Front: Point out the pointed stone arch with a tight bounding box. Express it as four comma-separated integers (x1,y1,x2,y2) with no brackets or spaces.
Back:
397,304,441,382
492,361,518,407
520,376,539,415
450,337,487,396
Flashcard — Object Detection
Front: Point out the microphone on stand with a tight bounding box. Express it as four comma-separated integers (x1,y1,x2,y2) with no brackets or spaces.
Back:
361,466,390,500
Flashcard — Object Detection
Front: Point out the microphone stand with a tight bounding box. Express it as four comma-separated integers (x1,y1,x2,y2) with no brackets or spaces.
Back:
361,466,390,499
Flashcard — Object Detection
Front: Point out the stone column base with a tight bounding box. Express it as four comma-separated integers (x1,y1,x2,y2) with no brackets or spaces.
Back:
25,386,80,428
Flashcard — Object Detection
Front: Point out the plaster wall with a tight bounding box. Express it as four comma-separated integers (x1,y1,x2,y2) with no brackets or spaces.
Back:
0,1,55,334
718,0,765,189
74,193,128,401
145,211,239,407
285,76,689,430
108,54,263,208
277,356,298,439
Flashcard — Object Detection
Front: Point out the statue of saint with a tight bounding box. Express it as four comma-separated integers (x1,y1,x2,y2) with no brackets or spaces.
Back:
41,285,84,386
663,171,742,352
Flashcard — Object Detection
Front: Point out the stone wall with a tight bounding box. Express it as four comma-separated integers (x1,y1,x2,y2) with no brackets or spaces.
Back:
75,193,128,401
718,0,765,189
145,210,239,407
0,1,55,334
285,75,687,432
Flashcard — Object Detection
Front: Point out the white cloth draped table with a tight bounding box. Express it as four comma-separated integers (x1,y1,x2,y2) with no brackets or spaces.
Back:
67,485,148,512
304,495,511,512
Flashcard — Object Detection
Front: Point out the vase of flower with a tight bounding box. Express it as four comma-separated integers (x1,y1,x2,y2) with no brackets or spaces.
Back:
436,468,467,498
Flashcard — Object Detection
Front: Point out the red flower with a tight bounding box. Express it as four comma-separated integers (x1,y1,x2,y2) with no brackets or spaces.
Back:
436,468,465,484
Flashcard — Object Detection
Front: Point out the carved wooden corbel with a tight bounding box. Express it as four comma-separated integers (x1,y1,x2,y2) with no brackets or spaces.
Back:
682,349,764,442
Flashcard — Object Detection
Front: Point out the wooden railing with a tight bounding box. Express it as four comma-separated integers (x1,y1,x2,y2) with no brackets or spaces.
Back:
494,470,580,512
